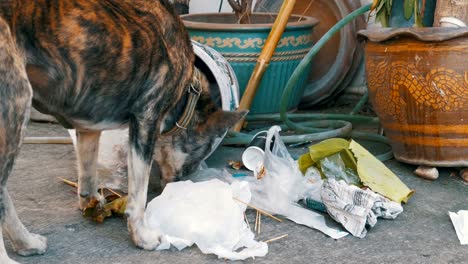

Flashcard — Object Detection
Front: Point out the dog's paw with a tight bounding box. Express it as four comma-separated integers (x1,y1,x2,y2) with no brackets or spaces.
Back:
128,220,162,250
79,192,105,211
15,233,47,256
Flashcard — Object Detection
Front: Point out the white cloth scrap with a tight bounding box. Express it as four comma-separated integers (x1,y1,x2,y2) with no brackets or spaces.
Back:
321,179,403,238
449,210,468,245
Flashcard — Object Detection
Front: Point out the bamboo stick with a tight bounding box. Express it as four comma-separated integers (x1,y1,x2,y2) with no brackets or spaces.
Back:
233,197,282,222
58,178,123,198
255,210,259,232
59,177,78,188
106,188,123,198
232,0,297,132
263,234,288,243
244,212,251,231
257,213,261,235
24,137,73,144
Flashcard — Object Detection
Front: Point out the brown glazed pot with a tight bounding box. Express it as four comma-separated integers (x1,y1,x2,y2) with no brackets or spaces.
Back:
358,28,468,167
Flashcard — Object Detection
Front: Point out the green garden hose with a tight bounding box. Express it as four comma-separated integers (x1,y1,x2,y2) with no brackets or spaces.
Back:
223,3,394,161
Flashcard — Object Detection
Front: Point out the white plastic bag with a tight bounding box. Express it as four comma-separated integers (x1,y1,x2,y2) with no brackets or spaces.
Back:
249,126,348,239
145,179,268,260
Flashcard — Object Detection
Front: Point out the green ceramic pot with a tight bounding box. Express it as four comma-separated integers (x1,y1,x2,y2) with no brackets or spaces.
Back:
181,13,319,114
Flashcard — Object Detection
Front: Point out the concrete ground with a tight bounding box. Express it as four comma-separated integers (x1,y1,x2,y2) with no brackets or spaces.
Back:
6,122,468,264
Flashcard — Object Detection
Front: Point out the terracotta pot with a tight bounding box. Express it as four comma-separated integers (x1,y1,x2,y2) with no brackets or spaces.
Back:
359,28,468,167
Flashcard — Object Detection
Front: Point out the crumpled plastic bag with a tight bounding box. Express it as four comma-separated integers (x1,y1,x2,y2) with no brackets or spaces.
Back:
249,126,348,239
145,179,268,260
449,210,468,245
321,179,404,238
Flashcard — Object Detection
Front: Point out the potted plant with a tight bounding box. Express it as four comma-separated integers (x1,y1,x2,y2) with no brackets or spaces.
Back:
358,0,468,180
180,0,319,114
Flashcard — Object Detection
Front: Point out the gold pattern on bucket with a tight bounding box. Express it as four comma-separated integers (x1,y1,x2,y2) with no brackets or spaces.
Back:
191,35,312,49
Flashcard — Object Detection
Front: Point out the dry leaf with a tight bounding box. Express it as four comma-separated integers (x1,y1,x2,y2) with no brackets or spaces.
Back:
83,196,128,223
59,178,127,223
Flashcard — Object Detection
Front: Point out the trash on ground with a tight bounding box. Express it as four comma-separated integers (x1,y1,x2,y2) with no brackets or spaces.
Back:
302,167,327,213
249,126,348,239
59,178,127,223
449,210,468,245
228,160,244,170
321,179,403,238
320,152,360,185
145,179,268,260
349,140,414,203
241,130,270,171
299,138,414,203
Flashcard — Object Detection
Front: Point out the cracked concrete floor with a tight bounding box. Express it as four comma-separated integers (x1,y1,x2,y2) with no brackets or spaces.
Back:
5,122,468,264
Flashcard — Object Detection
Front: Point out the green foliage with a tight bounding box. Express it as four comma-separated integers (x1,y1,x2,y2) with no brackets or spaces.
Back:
370,0,427,27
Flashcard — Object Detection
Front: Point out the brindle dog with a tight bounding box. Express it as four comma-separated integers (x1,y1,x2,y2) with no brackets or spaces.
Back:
0,1,245,262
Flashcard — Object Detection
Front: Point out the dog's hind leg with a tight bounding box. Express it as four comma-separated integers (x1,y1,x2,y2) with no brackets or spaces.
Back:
75,130,103,210
0,18,47,261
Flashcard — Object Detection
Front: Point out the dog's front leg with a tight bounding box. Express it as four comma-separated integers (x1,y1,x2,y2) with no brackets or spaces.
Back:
125,120,162,250
75,130,103,210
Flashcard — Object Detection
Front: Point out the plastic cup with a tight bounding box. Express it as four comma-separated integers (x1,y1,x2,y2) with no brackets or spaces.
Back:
241,131,273,171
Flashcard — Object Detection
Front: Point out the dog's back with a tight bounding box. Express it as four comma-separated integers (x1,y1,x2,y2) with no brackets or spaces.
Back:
2,0,194,129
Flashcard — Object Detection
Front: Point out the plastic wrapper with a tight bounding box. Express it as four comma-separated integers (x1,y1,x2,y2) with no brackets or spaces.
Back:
320,153,360,185
249,126,348,239
145,179,268,260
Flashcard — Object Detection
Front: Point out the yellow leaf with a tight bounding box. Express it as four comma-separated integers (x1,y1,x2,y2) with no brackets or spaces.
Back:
349,140,414,203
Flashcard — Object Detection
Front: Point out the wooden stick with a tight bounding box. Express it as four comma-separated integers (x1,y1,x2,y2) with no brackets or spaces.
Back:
59,178,78,188
24,137,73,144
244,212,251,231
257,213,261,235
58,178,122,198
231,0,297,132
233,197,282,222
297,0,315,22
263,234,288,243
254,211,259,232
106,188,123,198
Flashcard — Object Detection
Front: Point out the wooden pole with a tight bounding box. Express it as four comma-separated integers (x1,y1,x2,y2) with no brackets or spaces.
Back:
231,0,297,132
24,137,73,144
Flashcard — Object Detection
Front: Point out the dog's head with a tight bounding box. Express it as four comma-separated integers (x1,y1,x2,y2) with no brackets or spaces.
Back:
154,68,247,184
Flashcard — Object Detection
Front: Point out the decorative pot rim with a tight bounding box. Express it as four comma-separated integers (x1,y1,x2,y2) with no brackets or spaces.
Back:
181,12,318,31
358,27,468,43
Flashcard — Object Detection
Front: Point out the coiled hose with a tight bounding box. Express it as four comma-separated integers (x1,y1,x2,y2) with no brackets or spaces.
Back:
223,3,394,161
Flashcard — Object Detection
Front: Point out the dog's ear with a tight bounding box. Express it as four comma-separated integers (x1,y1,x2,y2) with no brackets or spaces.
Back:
198,110,248,135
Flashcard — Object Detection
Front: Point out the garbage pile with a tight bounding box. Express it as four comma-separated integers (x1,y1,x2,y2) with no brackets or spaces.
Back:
64,125,417,260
